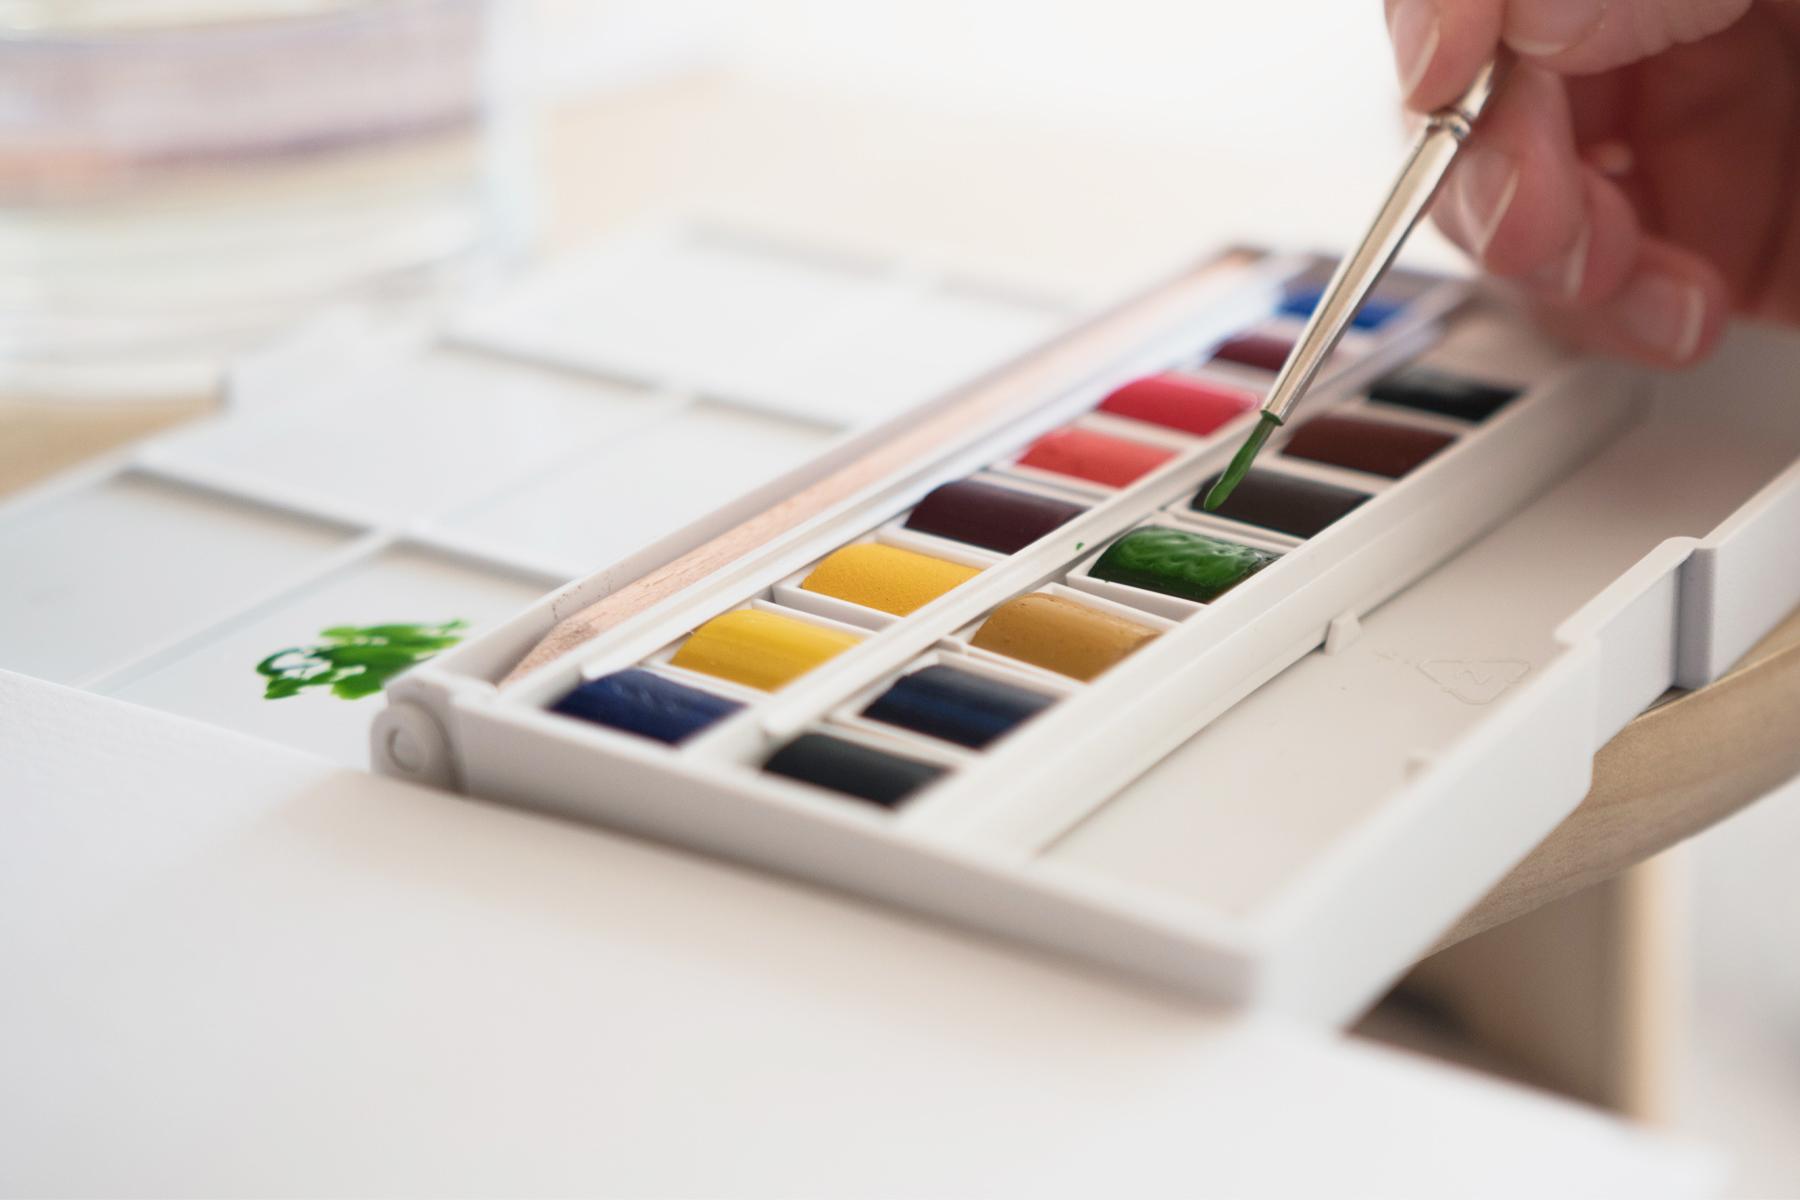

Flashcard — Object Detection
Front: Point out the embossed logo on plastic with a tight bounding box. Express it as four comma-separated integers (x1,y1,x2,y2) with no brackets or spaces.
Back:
1419,660,1529,705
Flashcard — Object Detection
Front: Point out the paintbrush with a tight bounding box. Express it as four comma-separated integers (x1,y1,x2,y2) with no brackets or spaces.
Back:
1203,54,1513,511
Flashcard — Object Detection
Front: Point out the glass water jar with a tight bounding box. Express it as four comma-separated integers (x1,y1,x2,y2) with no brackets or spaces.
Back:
0,0,529,399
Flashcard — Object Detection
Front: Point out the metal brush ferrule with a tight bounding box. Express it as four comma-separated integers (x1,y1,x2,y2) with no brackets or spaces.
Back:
1431,55,1509,140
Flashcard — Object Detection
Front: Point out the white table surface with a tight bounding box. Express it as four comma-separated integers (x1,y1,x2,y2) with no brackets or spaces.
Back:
1,669,1719,1197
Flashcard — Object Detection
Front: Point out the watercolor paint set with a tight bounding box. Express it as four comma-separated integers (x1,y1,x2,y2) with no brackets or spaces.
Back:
0,225,1076,766
482,257,1483,862
377,237,1800,1022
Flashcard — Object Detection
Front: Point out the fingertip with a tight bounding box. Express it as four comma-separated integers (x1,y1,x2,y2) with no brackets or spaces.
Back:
1500,0,1607,59
1624,240,1731,366
1435,67,1584,277
1525,168,1637,304
1394,0,1502,112
1506,0,1755,76
1532,239,1731,368
1388,0,1440,106
1617,272,1716,364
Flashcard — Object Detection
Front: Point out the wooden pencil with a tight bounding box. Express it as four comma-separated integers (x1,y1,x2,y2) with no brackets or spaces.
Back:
499,250,1261,687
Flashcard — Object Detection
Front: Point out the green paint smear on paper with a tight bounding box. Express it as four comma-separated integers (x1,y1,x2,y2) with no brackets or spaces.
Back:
257,621,468,700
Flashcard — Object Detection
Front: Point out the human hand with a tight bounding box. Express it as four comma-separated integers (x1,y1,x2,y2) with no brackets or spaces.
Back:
1387,0,1800,367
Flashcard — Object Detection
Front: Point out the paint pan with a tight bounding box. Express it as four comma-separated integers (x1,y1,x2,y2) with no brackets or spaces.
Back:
772,531,999,631
1011,426,1176,489
1096,373,1259,437
552,667,745,744
763,731,948,807
1367,366,1521,422
902,478,1086,555
667,607,863,691
1089,526,1279,603
861,662,1057,749
800,543,983,616
969,591,1161,682
1210,331,1294,373
1280,414,1455,479
1277,256,1439,330
1190,467,1370,539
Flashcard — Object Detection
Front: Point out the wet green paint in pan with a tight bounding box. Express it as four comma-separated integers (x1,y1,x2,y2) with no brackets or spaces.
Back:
1091,527,1277,603
257,620,467,700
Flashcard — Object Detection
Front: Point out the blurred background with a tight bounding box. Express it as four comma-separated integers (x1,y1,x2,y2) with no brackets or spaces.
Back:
0,0,1438,401
3,1,1796,1191
0,0,521,398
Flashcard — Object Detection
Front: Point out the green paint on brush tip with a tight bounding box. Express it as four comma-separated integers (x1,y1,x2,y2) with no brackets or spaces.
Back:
1203,411,1284,510
257,620,468,700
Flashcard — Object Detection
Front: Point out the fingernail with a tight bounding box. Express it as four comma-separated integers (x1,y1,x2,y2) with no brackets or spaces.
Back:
1530,220,1591,299
1453,145,1519,260
1505,0,1607,56
1621,274,1706,361
1389,0,1440,103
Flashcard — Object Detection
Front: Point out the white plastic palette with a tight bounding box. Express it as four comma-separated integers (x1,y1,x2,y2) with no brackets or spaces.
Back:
0,223,1083,767
448,225,1078,428
0,470,356,686
147,348,668,524
384,261,1800,1020
387,253,1720,1023
442,400,842,577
